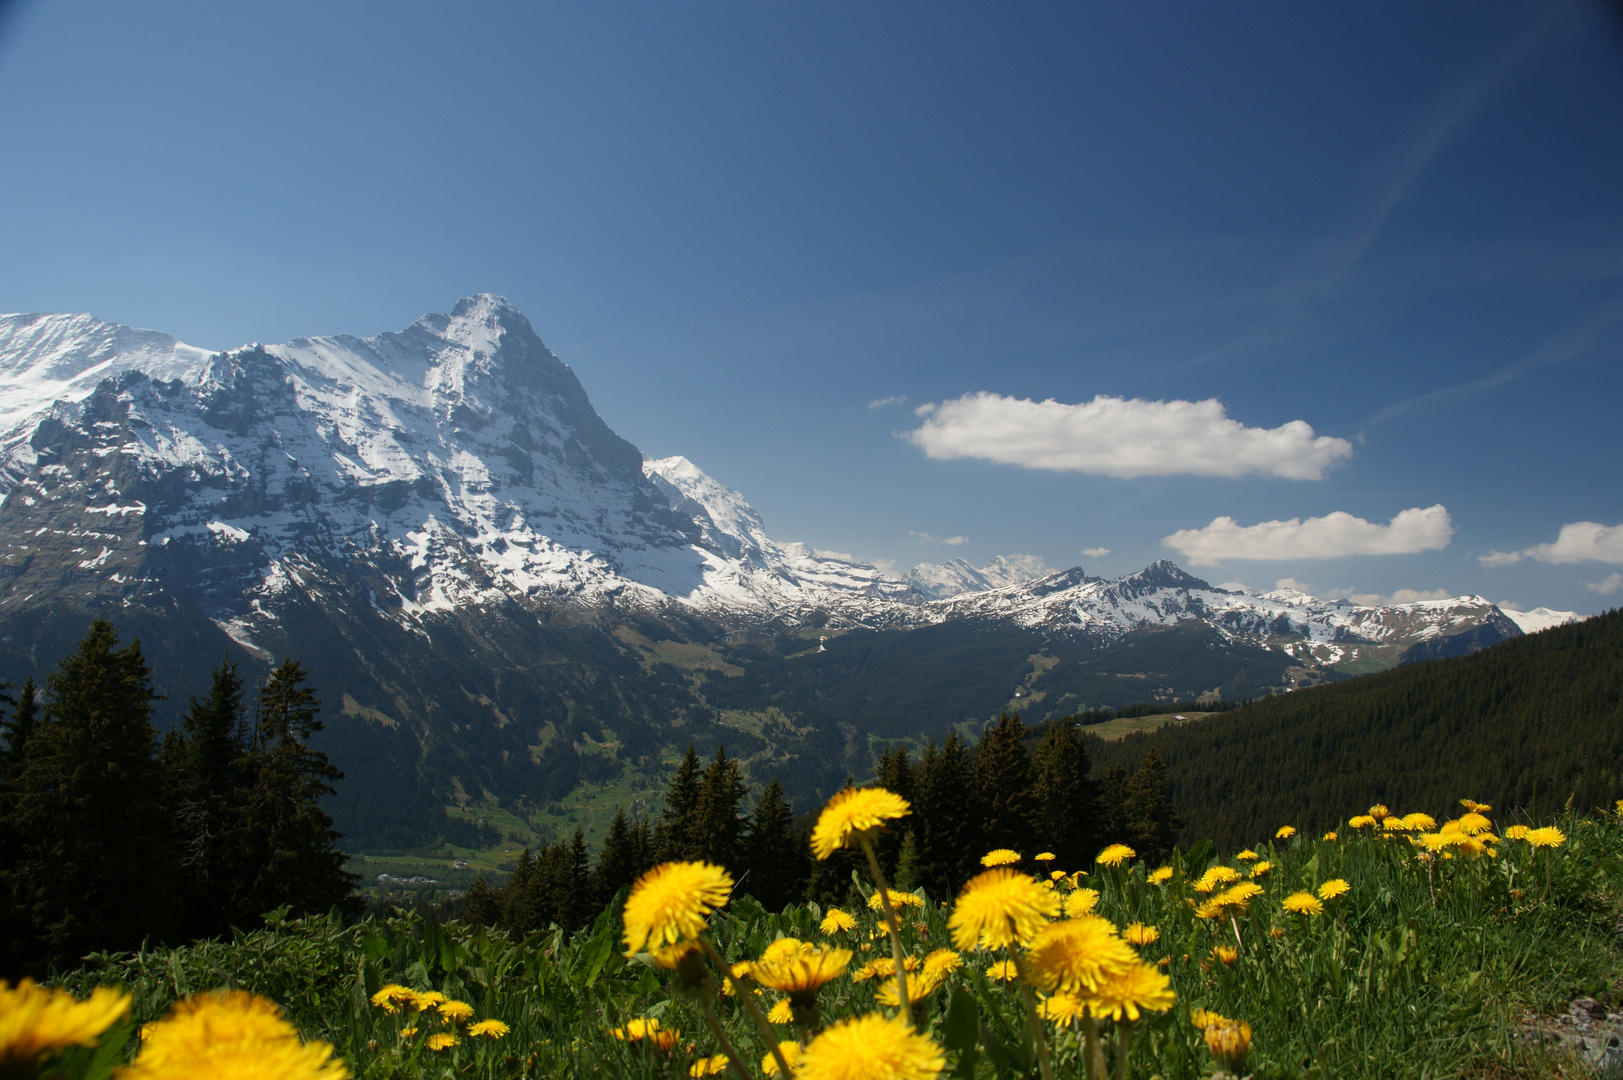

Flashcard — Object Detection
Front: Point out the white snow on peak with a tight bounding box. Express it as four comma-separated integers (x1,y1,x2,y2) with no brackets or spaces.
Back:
1501,606,1579,635
905,554,1055,599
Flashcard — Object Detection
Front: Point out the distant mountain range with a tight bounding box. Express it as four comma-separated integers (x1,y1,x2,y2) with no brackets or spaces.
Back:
0,295,1578,847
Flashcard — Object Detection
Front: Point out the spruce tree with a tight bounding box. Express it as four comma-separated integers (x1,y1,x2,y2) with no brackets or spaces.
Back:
593,807,653,909
167,656,249,938
693,746,747,871
974,712,1034,855
4,619,173,972
742,779,807,911
912,734,976,898
873,744,915,880
1099,764,1129,848
1122,747,1179,865
0,677,37,778
1032,716,1099,869
656,744,703,860
235,659,356,922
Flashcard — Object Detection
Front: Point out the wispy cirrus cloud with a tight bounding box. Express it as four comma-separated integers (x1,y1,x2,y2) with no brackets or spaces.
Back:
1163,505,1454,566
906,392,1352,480
1081,546,1110,558
1482,521,1623,566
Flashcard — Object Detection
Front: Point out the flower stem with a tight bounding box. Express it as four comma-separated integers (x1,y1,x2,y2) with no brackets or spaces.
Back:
699,937,795,1080
1114,1019,1136,1080
698,995,757,1080
859,836,912,1020
1082,1011,1104,1080
1010,949,1055,1080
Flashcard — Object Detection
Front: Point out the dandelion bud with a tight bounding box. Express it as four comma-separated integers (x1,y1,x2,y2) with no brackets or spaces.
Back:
1204,1019,1252,1074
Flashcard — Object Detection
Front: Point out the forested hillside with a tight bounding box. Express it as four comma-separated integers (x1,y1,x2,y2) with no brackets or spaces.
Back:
1088,609,1623,850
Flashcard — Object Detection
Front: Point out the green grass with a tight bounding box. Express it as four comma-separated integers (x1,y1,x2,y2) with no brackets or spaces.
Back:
1084,712,1209,741
48,810,1623,1080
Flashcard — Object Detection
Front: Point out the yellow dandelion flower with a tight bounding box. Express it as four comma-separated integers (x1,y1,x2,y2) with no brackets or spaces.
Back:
1148,867,1174,885
1317,878,1350,902
1461,799,1492,813
1037,993,1086,1023
1096,844,1136,867
438,1000,474,1023
1192,866,1241,893
651,940,705,971
122,990,347,1080
426,1033,457,1051
1453,834,1493,857
1049,870,1068,881
368,984,415,1013
1402,813,1437,831
1205,1019,1252,1072
1189,1008,1233,1031
1382,817,1410,832
980,848,1021,867
690,1053,730,1077
1616,799,1623,817
949,869,1062,950
867,888,925,911
611,1018,664,1041
796,1012,944,1080
762,1041,802,1077
751,943,853,1006
467,1020,509,1038
1275,825,1297,839
1282,891,1323,916
811,787,911,860
1348,815,1376,829
1122,922,1159,947
413,991,446,1012
1193,898,1226,920
922,949,963,979
0,979,130,1068
767,1000,794,1025
1082,960,1176,1022
1235,849,1258,862
1526,826,1566,848
1322,831,1338,841
1269,926,1286,939
1414,832,1451,853
622,861,734,954
1035,851,1056,862
820,908,856,934
1369,804,1390,822
1063,888,1101,918
1209,945,1238,966
1457,812,1493,834
876,969,947,1008
399,1027,417,1039
1024,916,1139,996
1249,861,1273,879
986,960,1020,982
1504,824,1530,840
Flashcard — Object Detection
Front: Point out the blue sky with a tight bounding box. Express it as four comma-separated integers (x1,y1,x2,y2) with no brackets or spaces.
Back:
2,1,1620,612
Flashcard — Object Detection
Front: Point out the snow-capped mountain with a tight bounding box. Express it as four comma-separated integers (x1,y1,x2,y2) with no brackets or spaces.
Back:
0,295,1567,667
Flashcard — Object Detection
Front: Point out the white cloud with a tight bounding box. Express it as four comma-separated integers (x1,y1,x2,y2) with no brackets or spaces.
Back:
1271,576,1450,606
813,548,858,562
1081,546,1110,558
1480,522,1623,566
1586,572,1623,596
911,531,968,546
904,392,1353,480
868,395,907,410
1163,505,1454,565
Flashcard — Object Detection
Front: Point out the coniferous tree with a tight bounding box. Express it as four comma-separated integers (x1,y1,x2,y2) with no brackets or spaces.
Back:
165,656,249,938
235,659,357,922
1122,747,1179,866
593,807,654,910
742,779,808,911
656,744,703,860
873,744,916,881
692,746,748,871
0,677,37,779
1032,716,1099,869
1099,764,1129,848
912,734,977,898
3,619,172,973
974,712,1035,855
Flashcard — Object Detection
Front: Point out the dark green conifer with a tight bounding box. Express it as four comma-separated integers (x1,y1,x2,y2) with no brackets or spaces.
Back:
742,779,807,912
873,743,915,880
1099,764,1129,848
912,734,976,898
1122,747,1179,865
235,659,357,922
0,677,37,777
974,712,1034,855
1032,716,1099,869
593,807,653,909
4,619,172,972
167,656,248,938
656,744,703,860
692,746,747,871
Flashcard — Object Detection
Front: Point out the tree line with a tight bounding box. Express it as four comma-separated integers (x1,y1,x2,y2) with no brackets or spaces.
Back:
1089,608,1623,851
465,711,1178,936
0,618,356,978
